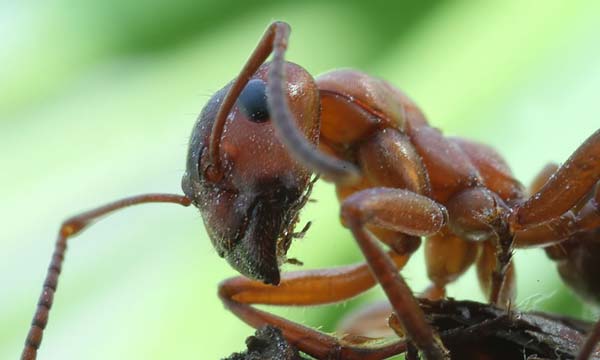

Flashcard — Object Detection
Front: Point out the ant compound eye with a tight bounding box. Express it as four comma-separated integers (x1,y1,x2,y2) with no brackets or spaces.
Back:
238,79,270,122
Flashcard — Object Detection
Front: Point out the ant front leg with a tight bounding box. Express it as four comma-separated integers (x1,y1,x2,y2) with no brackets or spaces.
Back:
219,253,411,360
341,188,450,360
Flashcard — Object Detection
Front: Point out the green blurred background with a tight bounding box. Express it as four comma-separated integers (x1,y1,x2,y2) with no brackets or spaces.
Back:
1,1,599,359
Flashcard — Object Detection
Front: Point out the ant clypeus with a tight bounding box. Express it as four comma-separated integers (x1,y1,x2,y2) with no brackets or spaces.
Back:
22,21,600,360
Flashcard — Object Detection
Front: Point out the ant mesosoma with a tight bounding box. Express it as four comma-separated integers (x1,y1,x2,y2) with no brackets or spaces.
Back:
22,21,600,360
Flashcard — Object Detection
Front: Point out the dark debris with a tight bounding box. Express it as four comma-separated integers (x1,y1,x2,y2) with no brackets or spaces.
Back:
223,326,308,360
224,299,599,360
419,298,598,360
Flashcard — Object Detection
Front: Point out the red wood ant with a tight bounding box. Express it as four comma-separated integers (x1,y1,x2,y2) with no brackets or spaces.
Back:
22,21,600,360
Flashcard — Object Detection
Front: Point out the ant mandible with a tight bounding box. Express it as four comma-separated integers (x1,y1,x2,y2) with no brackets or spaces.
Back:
22,21,600,360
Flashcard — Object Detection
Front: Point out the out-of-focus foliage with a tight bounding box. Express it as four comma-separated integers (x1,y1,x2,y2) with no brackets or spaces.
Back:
1,1,599,359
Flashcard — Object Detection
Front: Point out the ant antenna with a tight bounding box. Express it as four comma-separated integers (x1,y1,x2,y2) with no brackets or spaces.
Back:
207,22,287,181
266,24,360,184
207,21,360,184
22,194,191,360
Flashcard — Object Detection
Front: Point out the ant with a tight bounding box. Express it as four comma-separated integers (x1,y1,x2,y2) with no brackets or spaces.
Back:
22,21,600,360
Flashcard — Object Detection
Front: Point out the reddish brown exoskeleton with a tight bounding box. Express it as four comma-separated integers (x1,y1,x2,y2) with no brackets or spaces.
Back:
22,21,600,360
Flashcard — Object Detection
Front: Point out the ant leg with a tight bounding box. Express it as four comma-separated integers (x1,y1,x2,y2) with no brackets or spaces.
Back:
513,129,600,228
530,163,560,194
424,229,478,301
514,161,599,248
526,167,600,359
341,187,450,360
219,252,411,360
576,318,600,360
476,241,516,307
337,300,395,339
339,236,421,338
21,194,191,360
513,163,563,247
514,179,600,248
509,135,599,260
444,186,514,306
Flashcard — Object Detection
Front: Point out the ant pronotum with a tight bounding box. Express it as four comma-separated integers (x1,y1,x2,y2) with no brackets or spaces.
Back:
22,21,600,360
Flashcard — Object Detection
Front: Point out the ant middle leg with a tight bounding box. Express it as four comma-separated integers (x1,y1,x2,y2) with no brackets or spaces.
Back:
424,229,478,301
514,166,600,248
475,241,516,307
512,129,600,230
516,163,600,360
341,187,450,360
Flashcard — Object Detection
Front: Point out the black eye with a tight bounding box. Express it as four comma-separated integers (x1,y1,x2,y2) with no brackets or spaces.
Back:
238,79,270,123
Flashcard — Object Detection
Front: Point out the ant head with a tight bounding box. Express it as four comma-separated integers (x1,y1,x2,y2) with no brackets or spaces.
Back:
181,61,319,285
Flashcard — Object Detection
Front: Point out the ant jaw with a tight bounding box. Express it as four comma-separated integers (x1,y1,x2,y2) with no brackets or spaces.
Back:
225,243,281,285
221,184,311,285
222,197,286,285
186,176,309,285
